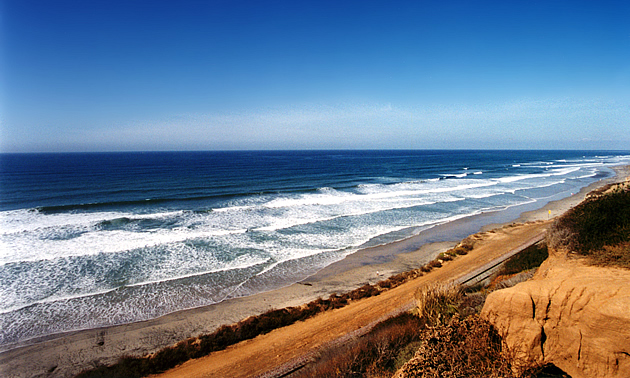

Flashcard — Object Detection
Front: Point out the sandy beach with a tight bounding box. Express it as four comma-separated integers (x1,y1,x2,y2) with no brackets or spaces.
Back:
1,166,627,378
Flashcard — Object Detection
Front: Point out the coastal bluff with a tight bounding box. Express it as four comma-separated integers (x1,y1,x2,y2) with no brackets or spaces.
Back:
480,249,630,378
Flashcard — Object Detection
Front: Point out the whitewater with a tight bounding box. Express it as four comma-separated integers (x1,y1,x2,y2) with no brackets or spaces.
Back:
1,150,628,346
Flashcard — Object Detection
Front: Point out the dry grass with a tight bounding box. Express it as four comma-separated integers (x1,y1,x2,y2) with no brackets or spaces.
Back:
588,242,630,268
77,223,562,378
77,226,510,378
290,231,563,377
415,283,461,327
76,243,472,378
293,313,424,378
395,314,525,378
299,282,546,378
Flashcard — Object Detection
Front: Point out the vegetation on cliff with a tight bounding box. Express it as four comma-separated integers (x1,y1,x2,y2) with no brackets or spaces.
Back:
76,241,474,377
294,312,425,377
295,239,552,378
548,183,630,268
76,210,575,378
295,281,554,378
296,186,630,377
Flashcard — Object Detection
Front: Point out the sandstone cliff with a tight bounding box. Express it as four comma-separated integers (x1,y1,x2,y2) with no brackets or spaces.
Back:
481,250,630,378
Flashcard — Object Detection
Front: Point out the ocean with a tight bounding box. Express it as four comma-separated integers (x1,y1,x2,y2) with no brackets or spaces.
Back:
1,150,628,347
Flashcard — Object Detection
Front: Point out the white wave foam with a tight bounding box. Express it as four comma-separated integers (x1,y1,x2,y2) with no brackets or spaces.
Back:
1,155,627,346
0,209,121,235
494,166,580,184
0,286,121,315
575,172,597,180
0,225,249,265
0,243,271,314
1,160,602,268
212,204,255,212
263,192,349,208
124,254,271,288
2,168,585,264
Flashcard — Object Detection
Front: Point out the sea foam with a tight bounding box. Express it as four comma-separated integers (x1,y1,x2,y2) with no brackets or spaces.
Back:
1,150,628,346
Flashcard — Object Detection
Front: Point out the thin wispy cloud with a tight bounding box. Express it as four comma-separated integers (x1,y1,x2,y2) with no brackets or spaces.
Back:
21,97,624,152
2,1,628,152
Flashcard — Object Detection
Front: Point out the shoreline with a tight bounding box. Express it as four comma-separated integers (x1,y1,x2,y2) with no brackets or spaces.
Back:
1,166,628,377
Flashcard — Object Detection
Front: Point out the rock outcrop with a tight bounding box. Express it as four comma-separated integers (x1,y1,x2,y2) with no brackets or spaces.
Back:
481,251,630,378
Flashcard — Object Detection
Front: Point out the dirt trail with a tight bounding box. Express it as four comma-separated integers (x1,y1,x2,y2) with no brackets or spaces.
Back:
153,220,550,378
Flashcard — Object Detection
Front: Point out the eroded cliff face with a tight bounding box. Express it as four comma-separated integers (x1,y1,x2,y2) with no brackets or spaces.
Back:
481,250,630,378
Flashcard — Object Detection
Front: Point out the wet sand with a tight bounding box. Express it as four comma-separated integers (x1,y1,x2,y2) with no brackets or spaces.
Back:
1,166,627,378
157,220,552,378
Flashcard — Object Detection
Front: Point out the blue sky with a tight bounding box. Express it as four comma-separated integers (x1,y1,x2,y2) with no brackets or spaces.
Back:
1,0,629,152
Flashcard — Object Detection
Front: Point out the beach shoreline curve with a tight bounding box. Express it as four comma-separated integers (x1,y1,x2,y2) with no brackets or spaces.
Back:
1,165,628,378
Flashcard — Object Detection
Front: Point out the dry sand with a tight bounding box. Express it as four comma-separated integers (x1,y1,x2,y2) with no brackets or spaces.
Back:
154,221,551,378
1,166,627,378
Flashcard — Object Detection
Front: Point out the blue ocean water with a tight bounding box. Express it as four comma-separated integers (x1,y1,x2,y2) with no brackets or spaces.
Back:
0,150,628,346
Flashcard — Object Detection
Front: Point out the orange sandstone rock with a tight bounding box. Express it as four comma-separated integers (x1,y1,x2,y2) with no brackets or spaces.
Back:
481,251,630,378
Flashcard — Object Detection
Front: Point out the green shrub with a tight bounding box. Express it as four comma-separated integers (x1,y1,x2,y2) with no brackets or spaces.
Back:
297,284,541,378
454,240,474,255
420,265,432,273
549,189,630,254
438,252,453,261
498,242,548,276
445,249,458,257
77,243,473,377
349,284,381,299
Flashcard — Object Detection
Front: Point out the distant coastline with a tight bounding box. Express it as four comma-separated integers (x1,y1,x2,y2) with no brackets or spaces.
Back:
1,159,627,377
3,150,626,348
77,165,630,378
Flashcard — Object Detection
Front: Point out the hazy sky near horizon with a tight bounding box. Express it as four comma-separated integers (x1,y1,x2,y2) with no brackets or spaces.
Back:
2,0,629,152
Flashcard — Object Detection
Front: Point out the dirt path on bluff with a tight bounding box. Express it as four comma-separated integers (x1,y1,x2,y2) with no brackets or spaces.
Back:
153,220,550,378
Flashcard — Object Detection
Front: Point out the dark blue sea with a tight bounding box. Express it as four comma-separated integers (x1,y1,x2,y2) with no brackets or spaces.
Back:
1,150,628,346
